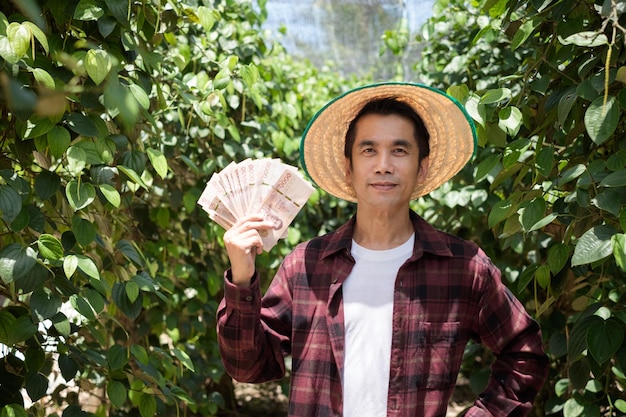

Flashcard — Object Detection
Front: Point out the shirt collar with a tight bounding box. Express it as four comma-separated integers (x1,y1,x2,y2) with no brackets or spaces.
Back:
319,210,454,260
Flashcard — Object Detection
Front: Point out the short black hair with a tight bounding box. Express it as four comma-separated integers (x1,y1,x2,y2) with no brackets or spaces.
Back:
344,97,430,163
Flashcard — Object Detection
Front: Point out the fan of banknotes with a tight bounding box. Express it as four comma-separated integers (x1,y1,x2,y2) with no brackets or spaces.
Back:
198,158,315,251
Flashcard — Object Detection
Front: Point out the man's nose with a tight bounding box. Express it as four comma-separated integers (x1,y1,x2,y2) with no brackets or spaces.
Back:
375,152,393,173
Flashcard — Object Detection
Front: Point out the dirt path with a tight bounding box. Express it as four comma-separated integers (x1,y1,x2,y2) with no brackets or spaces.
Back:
232,378,474,416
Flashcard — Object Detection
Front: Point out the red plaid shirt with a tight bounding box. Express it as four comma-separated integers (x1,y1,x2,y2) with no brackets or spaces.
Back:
217,211,548,417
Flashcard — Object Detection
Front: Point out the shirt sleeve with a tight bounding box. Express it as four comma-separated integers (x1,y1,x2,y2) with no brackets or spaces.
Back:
216,266,293,383
466,258,549,417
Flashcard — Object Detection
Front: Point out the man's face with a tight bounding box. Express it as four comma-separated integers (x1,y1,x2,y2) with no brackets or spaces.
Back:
345,113,429,210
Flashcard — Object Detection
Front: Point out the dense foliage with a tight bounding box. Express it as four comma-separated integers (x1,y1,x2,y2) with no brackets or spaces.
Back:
0,0,352,415
2,0,626,416
395,0,626,415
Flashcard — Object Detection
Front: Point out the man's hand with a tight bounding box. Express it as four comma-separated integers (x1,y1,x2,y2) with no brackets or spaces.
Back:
223,215,274,287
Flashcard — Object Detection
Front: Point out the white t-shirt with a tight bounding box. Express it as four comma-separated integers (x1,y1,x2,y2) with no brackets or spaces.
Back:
342,234,415,417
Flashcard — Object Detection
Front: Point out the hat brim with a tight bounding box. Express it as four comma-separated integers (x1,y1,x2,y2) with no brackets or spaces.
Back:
300,82,477,202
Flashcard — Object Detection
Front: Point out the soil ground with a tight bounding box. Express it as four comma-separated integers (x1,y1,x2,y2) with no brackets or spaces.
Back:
232,377,474,416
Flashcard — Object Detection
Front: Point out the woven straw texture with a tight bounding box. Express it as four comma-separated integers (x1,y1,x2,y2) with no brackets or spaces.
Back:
300,83,476,202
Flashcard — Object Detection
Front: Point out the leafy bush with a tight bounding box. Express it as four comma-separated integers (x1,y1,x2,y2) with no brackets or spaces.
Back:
398,0,626,415
0,0,351,415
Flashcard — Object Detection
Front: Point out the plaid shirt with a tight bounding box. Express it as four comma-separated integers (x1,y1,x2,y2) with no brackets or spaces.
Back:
217,211,548,417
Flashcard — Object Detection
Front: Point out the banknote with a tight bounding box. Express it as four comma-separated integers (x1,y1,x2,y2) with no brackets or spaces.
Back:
197,158,314,251
256,168,314,249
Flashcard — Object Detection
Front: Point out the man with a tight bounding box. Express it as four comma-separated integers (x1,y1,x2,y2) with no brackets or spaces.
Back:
217,83,549,417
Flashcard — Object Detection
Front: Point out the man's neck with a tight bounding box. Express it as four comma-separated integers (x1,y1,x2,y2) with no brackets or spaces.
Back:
352,207,413,250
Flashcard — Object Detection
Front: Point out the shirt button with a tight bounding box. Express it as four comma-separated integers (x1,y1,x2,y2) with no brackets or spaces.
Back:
244,295,253,302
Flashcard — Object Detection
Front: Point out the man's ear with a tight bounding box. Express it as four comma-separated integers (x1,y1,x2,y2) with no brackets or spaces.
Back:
417,156,429,184
345,157,352,182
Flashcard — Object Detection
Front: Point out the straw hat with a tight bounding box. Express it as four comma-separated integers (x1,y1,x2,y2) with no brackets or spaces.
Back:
300,82,477,202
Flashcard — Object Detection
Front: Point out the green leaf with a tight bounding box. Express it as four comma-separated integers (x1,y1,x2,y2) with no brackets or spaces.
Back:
528,213,558,232
7,23,30,61
74,0,104,20
107,380,128,408
47,126,71,158
563,397,584,417
556,164,586,187
173,348,195,372
99,184,121,207
479,88,511,104
58,355,79,382
587,318,624,364
30,287,62,320
593,189,621,216
0,311,16,345
613,234,626,272
171,385,197,405
104,79,139,127
0,404,28,417
63,255,78,278
475,153,501,182
125,281,139,303
554,378,570,397
584,96,619,146
12,316,37,344
511,20,535,50
519,197,546,232
572,225,618,266
107,344,128,370
0,184,22,223
76,255,100,280
568,315,599,361
498,106,522,135
25,372,48,402
37,234,64,260
23,21,48,53
71,215,96,246
65,179,96,211
139,393,156,417
488,199,516,228
535,146,554,177
0,244,37,284
120,150,147,174
240,63,259,86
70,294,96,321
85,288,105,315
599,169,626,187
131,345,150,365
85,49,112,85
10,209,29,233
32,68,55,89
117,165,149,190
560,31,608,47
112,282,142,320
15,262,47,294
117,240,146,267
535,264,551,289
606,150,626,171
129,83,150,109
18,114,60,139
557,87,577,126
66,113,102,137
147,148,168,179
548,243,570,274
34,171,61,200
51,313,71,337
0,36,19,64
615,399,626,414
